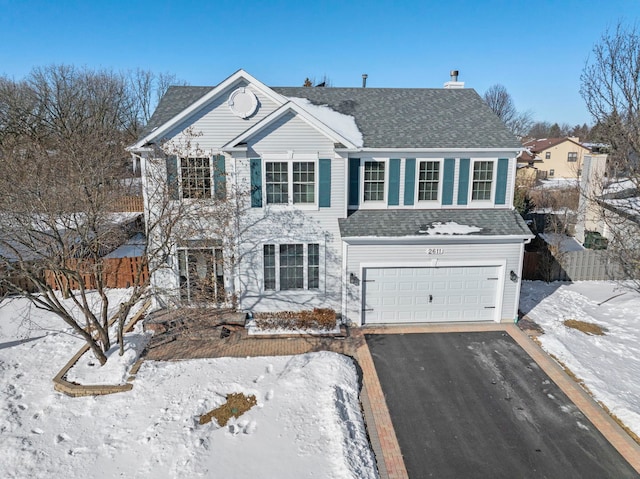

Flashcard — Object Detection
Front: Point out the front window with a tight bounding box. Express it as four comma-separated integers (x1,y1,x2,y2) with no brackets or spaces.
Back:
568,152,578,162
181,157,211,199
545,152,551,160
265,161,315,205
472,161,493,200
292,162,315,204
178,247,225,303
418,161,440,201
364,161,385,201
263,243,320,291
265,162,289,204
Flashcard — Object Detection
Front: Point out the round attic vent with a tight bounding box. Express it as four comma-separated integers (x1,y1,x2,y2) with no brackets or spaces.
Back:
228,87,258,119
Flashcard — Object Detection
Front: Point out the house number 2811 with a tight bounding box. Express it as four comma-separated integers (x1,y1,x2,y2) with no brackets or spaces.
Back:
426,248,444,255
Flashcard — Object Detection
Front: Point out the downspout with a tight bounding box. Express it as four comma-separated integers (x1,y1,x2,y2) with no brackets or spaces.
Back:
513,236,532,323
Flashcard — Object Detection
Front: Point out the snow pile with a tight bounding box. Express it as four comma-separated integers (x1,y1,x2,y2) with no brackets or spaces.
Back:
65,324,151,385
520,281,640,438
288,97,364,148
246,318,341,336
418,221,482,235
0,295,377,479
537,178,579,189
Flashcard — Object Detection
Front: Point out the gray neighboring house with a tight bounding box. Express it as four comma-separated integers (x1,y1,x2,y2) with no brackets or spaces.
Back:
129,69,532,325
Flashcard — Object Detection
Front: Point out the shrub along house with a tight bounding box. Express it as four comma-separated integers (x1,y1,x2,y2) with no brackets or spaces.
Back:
128,69,532,326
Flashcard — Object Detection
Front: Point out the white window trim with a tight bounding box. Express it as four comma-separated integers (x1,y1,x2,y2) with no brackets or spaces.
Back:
360,158,388,208
262,242,323,292
469,159,496,204
415,159,443,204
262,158,319,209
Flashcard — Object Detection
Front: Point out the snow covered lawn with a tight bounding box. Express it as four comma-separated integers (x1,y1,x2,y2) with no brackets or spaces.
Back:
0,293,377,478
520,281,640,439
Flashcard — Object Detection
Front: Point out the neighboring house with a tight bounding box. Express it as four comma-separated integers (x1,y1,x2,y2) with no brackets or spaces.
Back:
519,137,590,179
576,153,639,245
128,69,533,326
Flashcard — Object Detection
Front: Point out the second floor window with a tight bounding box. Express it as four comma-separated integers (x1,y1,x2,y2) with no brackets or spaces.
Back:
181,157,212,199
568,152,578,162
364,161,385,201
472,161,493,200
418,161,440,201
545,152,551,159
265,161,315,205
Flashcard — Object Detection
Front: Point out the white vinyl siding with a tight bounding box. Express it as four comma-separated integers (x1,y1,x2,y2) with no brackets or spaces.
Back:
164,80,280,150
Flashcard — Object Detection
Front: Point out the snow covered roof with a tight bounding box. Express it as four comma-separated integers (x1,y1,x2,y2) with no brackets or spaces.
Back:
286,97,363,148
339,209,532,239
539,233,585,252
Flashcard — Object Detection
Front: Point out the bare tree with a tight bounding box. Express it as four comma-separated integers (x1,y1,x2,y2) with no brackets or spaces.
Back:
0,65,188,363
580,23,640,287
483,84,533,137
127,69,187,134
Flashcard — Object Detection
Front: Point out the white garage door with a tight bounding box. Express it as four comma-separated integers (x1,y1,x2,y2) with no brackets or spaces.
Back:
363,266,500,324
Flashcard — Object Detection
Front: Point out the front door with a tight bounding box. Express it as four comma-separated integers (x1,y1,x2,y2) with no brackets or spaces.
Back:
178,248,225,303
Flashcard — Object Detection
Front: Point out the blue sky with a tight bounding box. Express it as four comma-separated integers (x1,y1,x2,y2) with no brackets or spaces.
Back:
1,0,639,127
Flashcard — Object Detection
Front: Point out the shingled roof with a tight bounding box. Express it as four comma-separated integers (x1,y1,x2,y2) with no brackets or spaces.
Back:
141,84,522,150
338,209,532,238
140,86,214,139
273,87,522,149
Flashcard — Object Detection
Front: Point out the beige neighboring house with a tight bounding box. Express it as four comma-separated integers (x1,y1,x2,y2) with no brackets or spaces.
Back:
519,137,590,179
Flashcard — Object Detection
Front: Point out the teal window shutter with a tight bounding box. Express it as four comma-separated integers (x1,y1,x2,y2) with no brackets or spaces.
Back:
442,158,455,205
457,158,470,205
319,159,331,207
495,158,509,205
388,159,401,206
348,158,360,207
250,158,262,207
166,155,179,200
404,158,416,205
214,155,226,200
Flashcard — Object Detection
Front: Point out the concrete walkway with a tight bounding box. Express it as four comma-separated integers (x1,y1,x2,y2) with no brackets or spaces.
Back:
141,322,640,479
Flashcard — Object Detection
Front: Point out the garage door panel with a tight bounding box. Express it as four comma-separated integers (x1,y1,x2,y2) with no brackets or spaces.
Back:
363,266,500,324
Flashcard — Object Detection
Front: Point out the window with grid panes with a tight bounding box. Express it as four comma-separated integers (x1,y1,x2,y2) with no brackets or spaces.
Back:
567,152,578,162
307,243,319,288
418,161,440,200
363,161,385,201
292,162,315,203
263,245,276,290
265,162,289,204
262,243,320,290
472,161,494,200
180,157,212,199
279,244,304,289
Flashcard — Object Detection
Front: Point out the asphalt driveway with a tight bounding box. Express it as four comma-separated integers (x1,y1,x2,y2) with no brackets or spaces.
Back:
366,331,638,479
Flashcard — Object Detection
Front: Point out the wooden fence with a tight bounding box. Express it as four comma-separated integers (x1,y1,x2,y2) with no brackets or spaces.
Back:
113,196,144,212
523,250,626,281
44,256,149,290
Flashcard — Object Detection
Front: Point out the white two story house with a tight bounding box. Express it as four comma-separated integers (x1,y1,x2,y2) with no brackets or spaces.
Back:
129,69,532,326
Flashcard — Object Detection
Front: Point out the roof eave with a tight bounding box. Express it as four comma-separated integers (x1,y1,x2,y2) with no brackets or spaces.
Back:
341,234,534,244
